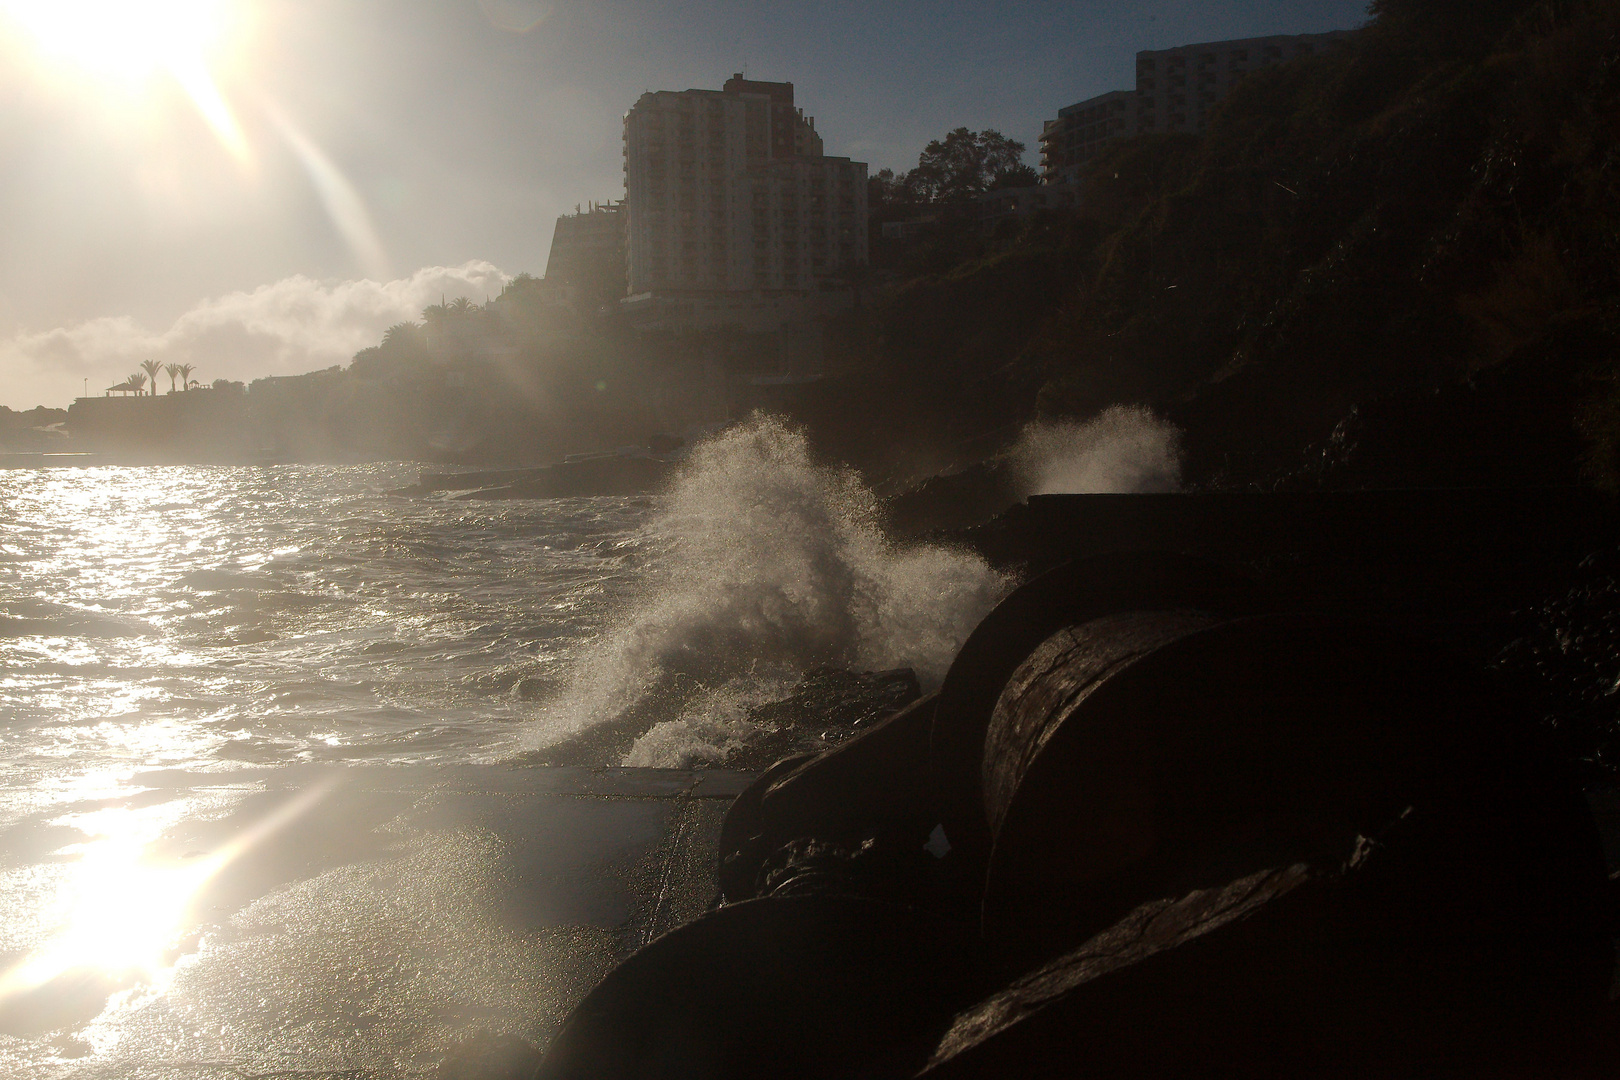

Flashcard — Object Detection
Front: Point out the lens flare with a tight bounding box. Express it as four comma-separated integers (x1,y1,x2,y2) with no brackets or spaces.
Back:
263,101,392,280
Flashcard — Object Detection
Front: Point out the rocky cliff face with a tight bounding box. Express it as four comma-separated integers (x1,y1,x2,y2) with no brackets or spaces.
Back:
794,0,1620,495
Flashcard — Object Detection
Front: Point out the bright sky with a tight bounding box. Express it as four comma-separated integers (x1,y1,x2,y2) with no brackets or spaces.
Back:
0,0,1367,410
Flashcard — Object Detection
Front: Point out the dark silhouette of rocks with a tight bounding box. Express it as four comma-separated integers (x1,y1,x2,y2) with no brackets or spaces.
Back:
538,535,1620,1078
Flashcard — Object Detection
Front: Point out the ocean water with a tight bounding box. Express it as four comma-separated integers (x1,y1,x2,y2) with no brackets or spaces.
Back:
0,418,1009,1076
1,462,652,782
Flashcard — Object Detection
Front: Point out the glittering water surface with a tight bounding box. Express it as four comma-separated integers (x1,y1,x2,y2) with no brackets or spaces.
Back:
0,442,1009,1076
0,464,658,1075
0,464,650,781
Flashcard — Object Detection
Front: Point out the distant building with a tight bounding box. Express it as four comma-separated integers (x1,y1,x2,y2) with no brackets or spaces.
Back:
67,386,249,462
1039,91,1136,188
1039,29,1356,185
621,74,868,302
545,200,625,301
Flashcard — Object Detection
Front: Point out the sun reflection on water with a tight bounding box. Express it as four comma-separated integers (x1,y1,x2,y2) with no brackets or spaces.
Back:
0,779,333,1008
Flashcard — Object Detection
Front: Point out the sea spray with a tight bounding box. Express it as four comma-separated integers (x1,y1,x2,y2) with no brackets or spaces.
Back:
524,416,1012,767
1013,405,1183,495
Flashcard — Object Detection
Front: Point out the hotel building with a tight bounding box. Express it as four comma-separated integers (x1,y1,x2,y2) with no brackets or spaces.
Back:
1039,30,1355,185
622,75,868,302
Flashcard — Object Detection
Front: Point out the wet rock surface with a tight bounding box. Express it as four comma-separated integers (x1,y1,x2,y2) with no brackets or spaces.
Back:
723,665,922,772
537,535,1620,1078
528,666,920,769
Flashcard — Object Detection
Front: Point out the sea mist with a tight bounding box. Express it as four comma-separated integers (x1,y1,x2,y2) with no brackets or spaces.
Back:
1012,405,1183,495
524,415,1011,767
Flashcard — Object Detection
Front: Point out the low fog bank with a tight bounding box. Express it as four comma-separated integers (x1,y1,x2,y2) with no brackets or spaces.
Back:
1,262,511,414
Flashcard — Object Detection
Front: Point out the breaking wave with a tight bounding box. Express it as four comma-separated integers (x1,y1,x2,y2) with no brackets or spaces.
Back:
522,415,1012,766
1012,405,1183,496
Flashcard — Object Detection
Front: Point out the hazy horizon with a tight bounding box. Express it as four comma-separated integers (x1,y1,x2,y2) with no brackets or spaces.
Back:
0,0,1366,411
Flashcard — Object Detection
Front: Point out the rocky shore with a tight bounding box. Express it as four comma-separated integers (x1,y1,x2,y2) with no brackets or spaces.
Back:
514,491,1620,1078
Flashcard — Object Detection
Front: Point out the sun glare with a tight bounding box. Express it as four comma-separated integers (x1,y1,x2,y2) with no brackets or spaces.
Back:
1,0,248,158
2,0,229,80
0,780,334,1007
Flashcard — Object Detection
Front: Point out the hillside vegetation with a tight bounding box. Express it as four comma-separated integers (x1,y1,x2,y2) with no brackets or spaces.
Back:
794,0,1620,491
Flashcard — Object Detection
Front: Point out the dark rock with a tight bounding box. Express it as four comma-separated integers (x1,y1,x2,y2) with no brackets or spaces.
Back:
926,835,1616,1078
929,553,1265,870
979,612,1615,977
535,896,977,1080
718,692,942,904
884,460,1019,539
719,665,922,772
525,665,920,769
755,836,873,898
752,834,947,912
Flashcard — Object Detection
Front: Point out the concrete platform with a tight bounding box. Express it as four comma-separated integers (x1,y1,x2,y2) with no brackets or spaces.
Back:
0,764,752,1078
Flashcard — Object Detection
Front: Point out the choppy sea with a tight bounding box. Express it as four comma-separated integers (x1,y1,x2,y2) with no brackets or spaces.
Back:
0,417,1009,1076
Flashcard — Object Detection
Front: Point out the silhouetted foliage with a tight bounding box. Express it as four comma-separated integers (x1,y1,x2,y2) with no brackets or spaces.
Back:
791,0,1620,498
139,359,163,398
908,128,1030,201
869,128,1038,216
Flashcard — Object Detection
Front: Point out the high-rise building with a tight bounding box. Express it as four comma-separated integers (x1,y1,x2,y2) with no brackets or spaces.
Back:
545,200,626,303
1038,30,1355,185
1038,90,1135,188
622,75,867,300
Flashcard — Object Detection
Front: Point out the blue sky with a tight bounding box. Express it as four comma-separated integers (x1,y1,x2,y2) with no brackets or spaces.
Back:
0,0,1367,409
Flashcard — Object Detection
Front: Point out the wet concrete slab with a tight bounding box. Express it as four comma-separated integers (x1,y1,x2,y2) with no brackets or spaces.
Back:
0,764,753,1079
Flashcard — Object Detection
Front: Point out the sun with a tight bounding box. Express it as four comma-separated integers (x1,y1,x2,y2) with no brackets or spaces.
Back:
2,0,230,80
0,0,248,158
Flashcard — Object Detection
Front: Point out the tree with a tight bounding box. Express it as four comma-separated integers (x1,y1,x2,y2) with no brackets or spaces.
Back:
989,163,1041,190
177,363,195,390
907,128,1031,202
164,363,182,393
868,167,916,210
128,373,147,396
139,359,164,397
383,321,422,348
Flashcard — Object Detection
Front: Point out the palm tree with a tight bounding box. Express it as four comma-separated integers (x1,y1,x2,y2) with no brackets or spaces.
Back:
164,363,182,394
177,363,195,389
382,322,418,347
127,373,147,397
139,359,164,397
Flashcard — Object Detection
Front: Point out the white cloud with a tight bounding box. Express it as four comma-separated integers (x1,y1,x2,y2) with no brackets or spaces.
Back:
2,261,512,409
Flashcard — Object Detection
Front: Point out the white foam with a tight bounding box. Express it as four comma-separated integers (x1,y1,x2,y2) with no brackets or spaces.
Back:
1012,405,1183,496
523,416,1011,763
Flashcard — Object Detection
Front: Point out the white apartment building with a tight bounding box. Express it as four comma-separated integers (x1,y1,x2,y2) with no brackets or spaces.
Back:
622,75,868,301
1039,29,1356,185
